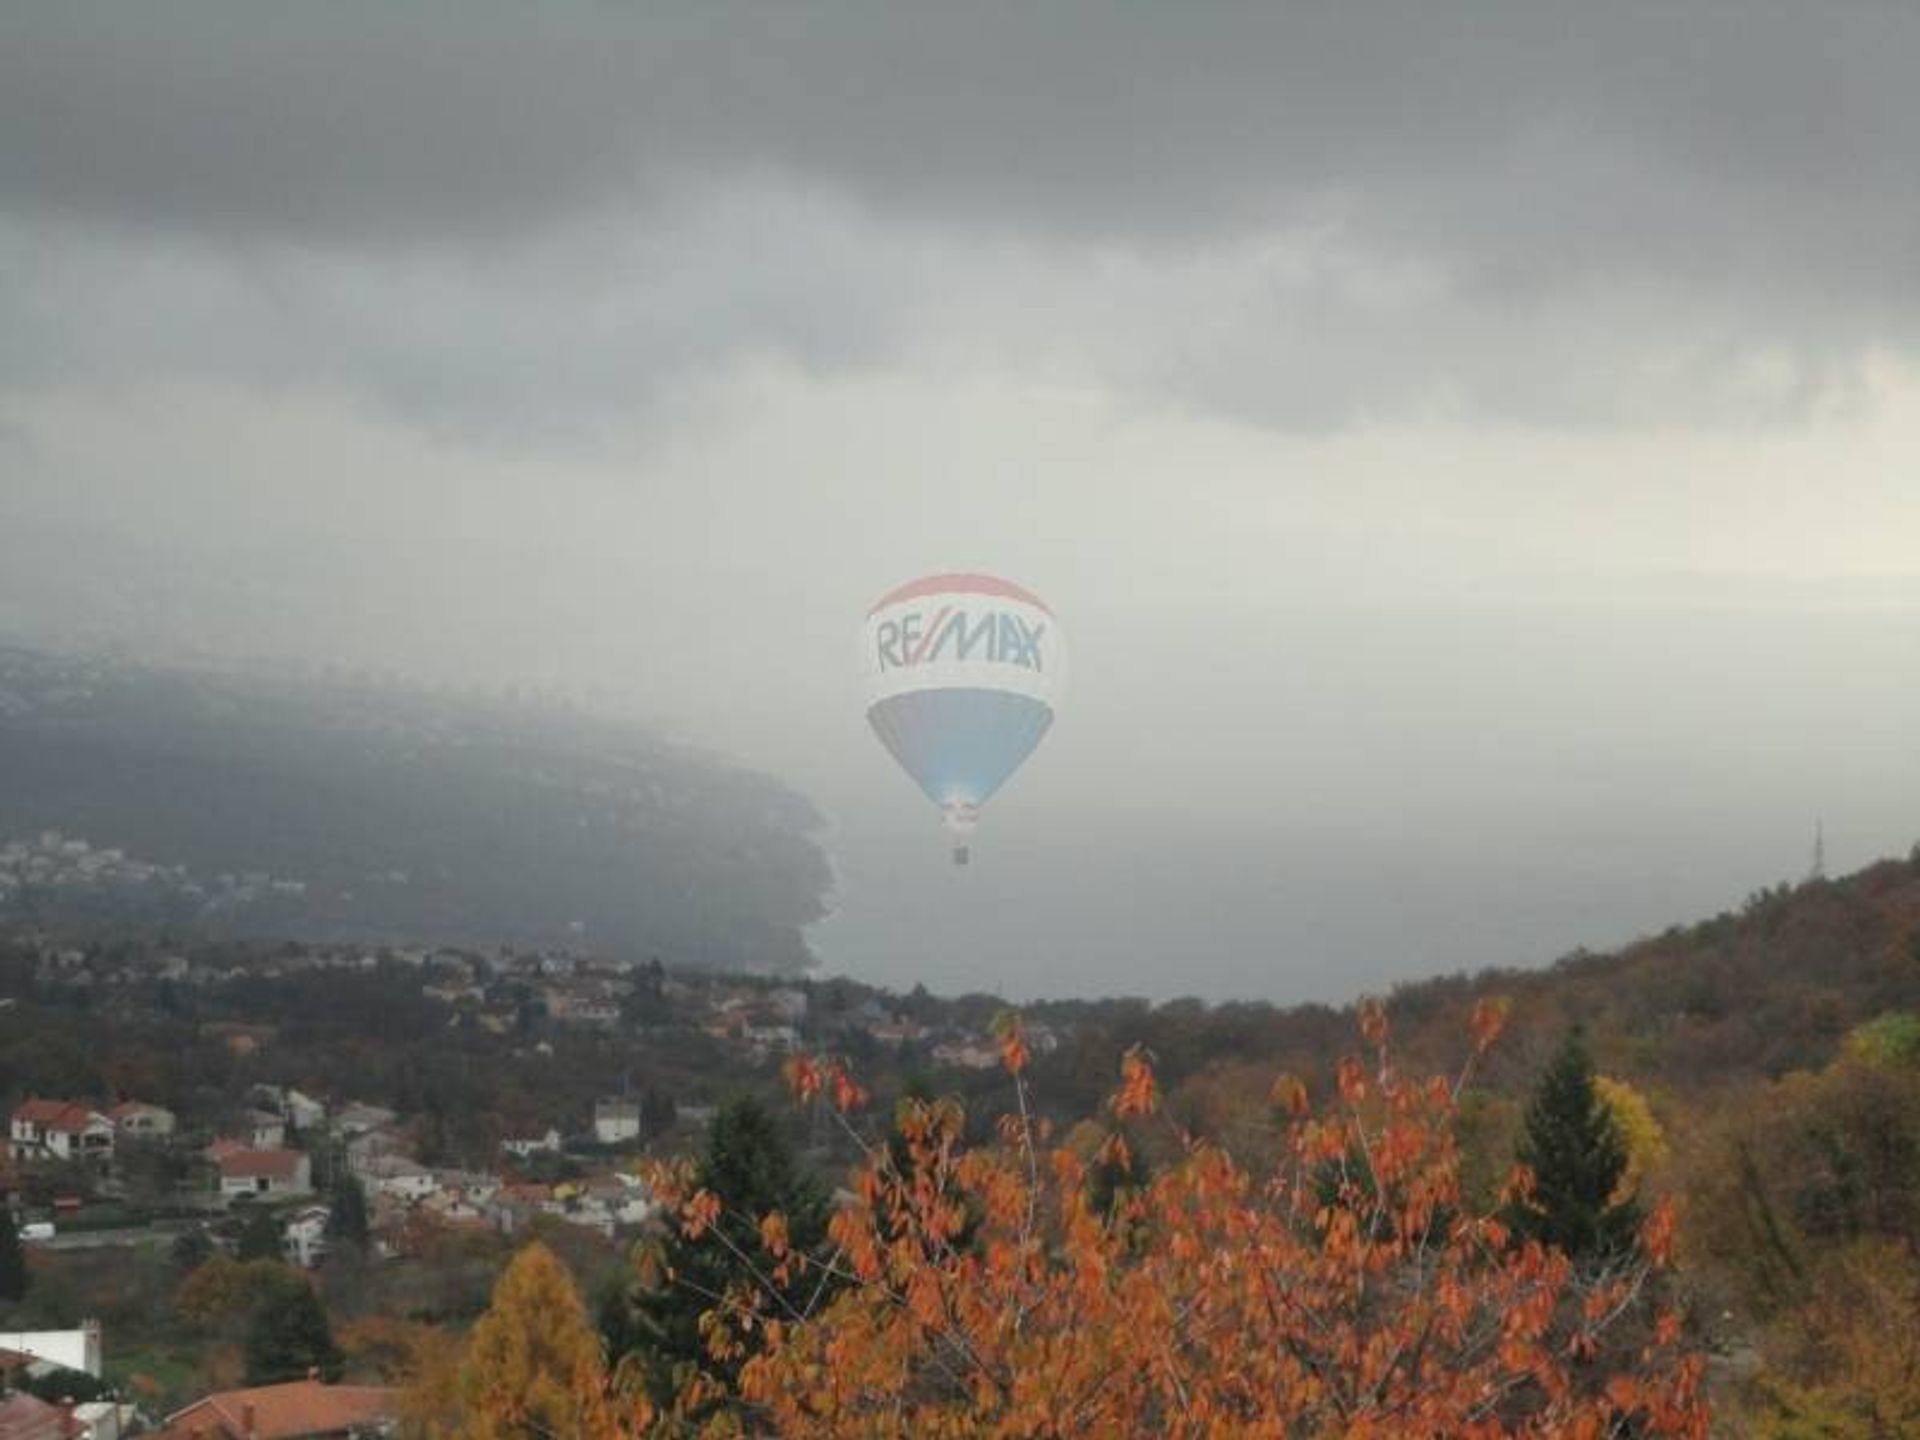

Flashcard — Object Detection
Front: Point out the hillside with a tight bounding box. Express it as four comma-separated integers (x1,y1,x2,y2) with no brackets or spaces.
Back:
0,645,831,972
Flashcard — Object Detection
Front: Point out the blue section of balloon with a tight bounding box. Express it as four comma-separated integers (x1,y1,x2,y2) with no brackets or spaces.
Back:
866,688,1055,809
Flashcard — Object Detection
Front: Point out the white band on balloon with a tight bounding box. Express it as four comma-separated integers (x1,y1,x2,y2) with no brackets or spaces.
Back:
861,592,1066,708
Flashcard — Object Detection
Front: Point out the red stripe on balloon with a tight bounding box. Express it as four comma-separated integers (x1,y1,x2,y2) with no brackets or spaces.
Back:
868,573,1052,617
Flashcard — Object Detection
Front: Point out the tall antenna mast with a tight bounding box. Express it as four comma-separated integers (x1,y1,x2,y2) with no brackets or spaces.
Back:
1809,816,1827,882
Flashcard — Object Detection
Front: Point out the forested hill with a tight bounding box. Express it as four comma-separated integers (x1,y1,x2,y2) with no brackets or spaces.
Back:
0,645,830,971
1388,851,1920,1094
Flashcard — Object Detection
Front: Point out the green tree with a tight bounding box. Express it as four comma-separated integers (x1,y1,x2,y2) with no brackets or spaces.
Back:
243,1277,341,1384
236,1204,284,1262
0,1211,28,1303
622,1095,828,1390
170,1226,215,1273
1511,1028,1640,1259
326,1175,370,1248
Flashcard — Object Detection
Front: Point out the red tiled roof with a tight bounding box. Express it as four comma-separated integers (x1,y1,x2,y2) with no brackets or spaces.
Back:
11,1099,103,1135
158,1380,399,1440
0,1392,66,1440
216,1149,305,1180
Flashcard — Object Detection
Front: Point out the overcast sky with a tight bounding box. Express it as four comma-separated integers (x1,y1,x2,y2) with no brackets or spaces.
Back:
4,4,1918,1002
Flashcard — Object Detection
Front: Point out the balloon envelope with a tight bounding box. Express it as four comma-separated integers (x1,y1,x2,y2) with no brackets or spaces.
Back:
861,574,1064,854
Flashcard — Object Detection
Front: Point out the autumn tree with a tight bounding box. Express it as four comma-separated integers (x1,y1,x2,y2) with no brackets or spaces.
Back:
0,1211,28,1303
457,1241,620,1440
1512,1027,1640,1259
630,1001,1707,1437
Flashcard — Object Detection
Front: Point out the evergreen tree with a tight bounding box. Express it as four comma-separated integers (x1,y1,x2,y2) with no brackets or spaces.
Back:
236,1204,284,1262
326,1175,370,1247
169,1226,215,1274
1511,1028,1640,1259
623,1095,828,1389
0,1212,28,1303
461,1242,606,1440
243,1278,342,1383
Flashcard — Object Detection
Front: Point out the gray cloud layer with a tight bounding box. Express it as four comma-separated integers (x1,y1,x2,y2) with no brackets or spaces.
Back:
4,4,1917,431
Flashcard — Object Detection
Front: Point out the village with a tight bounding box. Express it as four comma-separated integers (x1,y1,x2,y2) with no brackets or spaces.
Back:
0,929,1073,1438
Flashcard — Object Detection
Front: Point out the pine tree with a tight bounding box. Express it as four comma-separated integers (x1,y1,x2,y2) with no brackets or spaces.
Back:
0,1212,29,1303
236,1204,284,1262
243,1278,342,1383
624,1095,828,1388
326,1175,370,1247
461,1242,607,1440
1511,1028,1640,1259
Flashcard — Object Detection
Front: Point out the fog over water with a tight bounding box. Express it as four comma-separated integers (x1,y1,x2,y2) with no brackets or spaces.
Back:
4,5,1918,1001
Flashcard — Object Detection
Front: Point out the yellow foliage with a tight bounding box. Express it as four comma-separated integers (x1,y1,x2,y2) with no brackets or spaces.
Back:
453,1242,612,1440
1596,1073,1668,1202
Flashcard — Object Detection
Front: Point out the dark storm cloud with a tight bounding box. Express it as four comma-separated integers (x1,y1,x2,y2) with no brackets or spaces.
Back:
2,3,1916,429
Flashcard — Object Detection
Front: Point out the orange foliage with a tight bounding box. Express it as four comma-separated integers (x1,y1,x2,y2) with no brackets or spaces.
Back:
588,1006,1708,1436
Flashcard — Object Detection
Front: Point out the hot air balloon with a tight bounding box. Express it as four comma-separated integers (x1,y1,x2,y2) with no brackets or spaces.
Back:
861,573,1065,865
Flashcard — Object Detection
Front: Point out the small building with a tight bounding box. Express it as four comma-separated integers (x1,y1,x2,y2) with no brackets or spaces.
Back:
282,1206,331,1269
500,1128,562,1160
358,1155,435,1203
155,1379,400,1440
245,1111,288,1151
283,1091,327,1132
8,1101,114,1163
216,1148,313,1201
108,1101,176,1140
591,1098,641,1146
330,1103,397,1139
0,1322,104,1378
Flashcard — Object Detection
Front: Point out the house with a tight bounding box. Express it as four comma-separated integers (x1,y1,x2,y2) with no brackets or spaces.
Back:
743,1023,800,1053
249,1087,325,1133
330,1103,397,1139
358,1155,435,1203
155,1379,400,1440
931,1038,1003,1071
343,1130,406,1180
0,1322,103,1378
282,1206,331,1269
592,1099,641,1146
107,1101,176,1140
283,1091,327,1132
499,1128,562,1160
244,1111,288,1150
72,1402,138,1440
8,1102,114,1163
215,1149,313,1201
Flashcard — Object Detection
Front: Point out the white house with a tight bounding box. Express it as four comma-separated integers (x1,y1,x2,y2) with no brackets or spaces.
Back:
216,1148,313,1200
332,1102,398,1137
281,1205,332,1269
107,1100,176,1139
283,1089,327,1131
592,1099,641,1146
244,1110,288,1150
360,1154,437,1202
0,1321,103,1377
500,1128,562,1160
9,1101,115,1162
